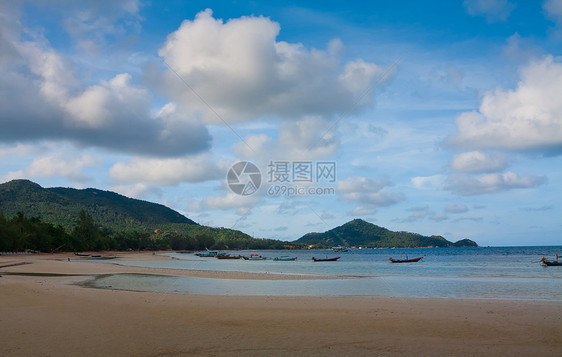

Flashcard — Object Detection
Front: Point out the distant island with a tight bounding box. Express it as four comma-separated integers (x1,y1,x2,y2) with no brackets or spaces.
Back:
0,179,477,252
296,219,478,248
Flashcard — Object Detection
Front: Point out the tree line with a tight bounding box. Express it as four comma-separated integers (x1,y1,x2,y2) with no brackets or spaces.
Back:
0,210,214,252
0,211,299,252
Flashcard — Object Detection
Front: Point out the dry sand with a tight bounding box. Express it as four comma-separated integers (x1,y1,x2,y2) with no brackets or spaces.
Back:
1,252,561,356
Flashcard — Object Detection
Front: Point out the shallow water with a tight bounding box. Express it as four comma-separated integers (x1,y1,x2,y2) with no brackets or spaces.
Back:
82,247,562,300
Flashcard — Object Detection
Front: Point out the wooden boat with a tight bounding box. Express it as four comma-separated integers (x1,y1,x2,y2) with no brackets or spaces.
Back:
389,256,423,263
195,250,219,257
274,256,297,261
216,254,242,259
540,257,562,266
74,253,90,257
312,256,341,262
242,254,266,260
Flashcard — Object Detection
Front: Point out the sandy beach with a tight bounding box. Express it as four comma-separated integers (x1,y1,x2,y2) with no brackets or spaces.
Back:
1,252,561,356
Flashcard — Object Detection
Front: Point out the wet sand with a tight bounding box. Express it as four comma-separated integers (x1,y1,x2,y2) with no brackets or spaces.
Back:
1,252,561,356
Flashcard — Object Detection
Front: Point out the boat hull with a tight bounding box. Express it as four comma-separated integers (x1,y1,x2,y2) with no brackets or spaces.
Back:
389,256,424,263
274,257,297,261
312,256,341,262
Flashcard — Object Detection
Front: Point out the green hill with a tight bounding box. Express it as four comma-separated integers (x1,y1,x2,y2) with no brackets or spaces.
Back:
0,179,195,232
0,180,270,249
296,219,478,248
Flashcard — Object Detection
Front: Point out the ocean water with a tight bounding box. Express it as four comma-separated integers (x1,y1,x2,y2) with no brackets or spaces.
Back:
84,247,562,300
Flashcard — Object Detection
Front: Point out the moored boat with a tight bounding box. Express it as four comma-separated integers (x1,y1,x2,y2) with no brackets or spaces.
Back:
242,254,266,260
389,256,423,263
216,254,242,259
332,246,349,252
312,256,341,262
195,250,219,257
274,256,297,261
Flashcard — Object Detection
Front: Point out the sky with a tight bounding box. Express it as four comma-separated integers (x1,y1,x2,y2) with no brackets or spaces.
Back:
1,0,561,246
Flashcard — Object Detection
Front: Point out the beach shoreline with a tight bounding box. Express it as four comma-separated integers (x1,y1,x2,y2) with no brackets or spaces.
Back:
1,252,561,356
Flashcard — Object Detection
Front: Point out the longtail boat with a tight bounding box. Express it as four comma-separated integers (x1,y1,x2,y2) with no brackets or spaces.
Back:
242,254,266,260
389,256,423,263
312,256,341,262
216,254,242,259
274,256,297,261
195,250,219,257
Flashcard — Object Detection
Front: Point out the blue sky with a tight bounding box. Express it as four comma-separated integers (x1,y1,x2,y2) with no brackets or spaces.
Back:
1,0,561,246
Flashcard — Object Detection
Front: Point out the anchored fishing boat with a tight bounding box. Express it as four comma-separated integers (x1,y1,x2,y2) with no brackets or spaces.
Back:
312,256,341,262
274,256,297,261
389,256,424,263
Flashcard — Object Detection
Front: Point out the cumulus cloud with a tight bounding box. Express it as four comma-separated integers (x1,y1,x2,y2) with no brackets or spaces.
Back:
410,175,446,190
1,153,99,182
446,171,547,195
156,9,386,123
447,56,562,155
109,154,225,185
232,116,339,164
0,3,211,157
450,151,508,173
188,191,260,211
337,176,405,215
109,183,163,200
463,0,515,22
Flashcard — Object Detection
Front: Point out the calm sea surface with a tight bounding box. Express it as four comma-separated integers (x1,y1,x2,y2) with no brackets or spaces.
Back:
84,247,562,300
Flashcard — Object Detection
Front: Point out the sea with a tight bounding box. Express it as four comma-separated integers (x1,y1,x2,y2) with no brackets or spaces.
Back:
84,246,562,301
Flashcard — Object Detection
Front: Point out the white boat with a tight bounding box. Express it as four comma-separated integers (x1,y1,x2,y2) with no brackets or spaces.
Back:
332,246,348,252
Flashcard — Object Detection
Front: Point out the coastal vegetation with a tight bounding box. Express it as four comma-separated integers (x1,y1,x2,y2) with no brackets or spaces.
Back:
0,210,292,252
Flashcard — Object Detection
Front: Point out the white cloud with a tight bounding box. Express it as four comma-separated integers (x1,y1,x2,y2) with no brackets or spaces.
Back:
232,116,339,162
350,205,377,216
232,134,272,159
410,175,446,190
156,9,387,123
463,0,515,22
0,3,210,157
109,155,225,185
277,116,339,159
450,151,508,173
1,153,99,182
188,191,260,211
446,171,547,195
109,183,163,200
448,56,562,155
338,176,405,214
0,143,34,158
